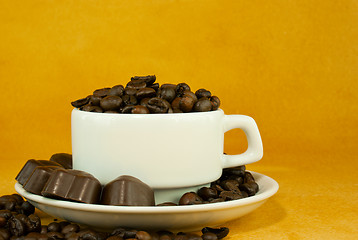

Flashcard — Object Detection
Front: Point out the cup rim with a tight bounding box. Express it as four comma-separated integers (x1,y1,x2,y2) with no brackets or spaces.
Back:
72,108,224,116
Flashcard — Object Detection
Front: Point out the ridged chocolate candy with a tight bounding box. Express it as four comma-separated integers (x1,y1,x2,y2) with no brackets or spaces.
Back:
16,160,63,185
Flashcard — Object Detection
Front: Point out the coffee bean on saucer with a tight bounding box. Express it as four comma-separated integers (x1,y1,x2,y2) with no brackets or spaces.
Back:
179,192,203,205
239,182,259,196
202,232,218,240
244,172,256,183
219,191,243,201
220,180,240,192
197,187,218,201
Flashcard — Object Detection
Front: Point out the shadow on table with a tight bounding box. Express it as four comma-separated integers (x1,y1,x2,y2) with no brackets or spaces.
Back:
226,196,286,233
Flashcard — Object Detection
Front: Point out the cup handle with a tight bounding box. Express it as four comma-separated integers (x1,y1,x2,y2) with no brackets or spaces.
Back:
222,115,263,168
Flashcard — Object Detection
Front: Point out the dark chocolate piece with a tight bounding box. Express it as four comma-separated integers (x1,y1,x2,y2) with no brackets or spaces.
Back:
23,166,62,195
49,153,73,169
101,175,155,206
41,169,102,204
16,160,63,185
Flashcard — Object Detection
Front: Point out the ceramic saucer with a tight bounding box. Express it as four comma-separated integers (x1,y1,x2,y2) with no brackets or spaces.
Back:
15,171,279,232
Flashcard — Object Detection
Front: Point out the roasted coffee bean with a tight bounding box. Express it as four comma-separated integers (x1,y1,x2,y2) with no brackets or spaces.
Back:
173,234,188,240
40,226,47,235
193,98,212,112
179,95,195,112
0,228,11,240
186,233,202,240
46,231,64,239
66,232,81,240
89,95,102,106
149,83,160,91
210,183,224,193
182,90,198,103
147,97,169,113
24,214,41,233
175,83,190,95
71,97,90,108
131,75,156,85
106,236,123,240
58,221,70,230
158,87,176,103
131,105,150,114
244,172,255,183
222,166,246,178
202,232,218,240
122,95,138,106
0,217,6,228
209,198,225,203
135,231,151,240
124,87,138,96
123,230,137,239
9,215,26,236
0,210,12,219
93,88,111,98
126,81,146,90
47,222,61,233
80,231,98,240
104,110,119,114
108,85,124,97
197,187,218,201
220,180,240,192
239,182,259,196
157,230,174,239
4,201,15,211
25,232,48,240
100,96,122,111
219,191,243,201
11,195,24,206
202,227,229,239
121,105,135,113
156,202,177,206
110,228,126,238
179,192,203,205
61,224,79,234
80,105,103,113
136,88,156,99
210,96,220,110
171,97,181,110
195,89,211,99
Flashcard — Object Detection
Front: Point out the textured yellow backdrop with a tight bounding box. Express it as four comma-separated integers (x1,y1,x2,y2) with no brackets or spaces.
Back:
1,0,357,239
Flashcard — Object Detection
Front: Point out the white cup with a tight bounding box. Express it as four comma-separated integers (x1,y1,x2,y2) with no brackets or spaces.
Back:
71,109,263,189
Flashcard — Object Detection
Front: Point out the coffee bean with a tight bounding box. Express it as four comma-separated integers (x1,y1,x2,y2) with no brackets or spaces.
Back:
220,180,240,192
108,85,124,97
179,192,203,205
136,88,156,99
106,236,123,240
131,75,156,85
24,214,41,233
210,96,220,110
136,231,151,240
123,230,137,239
121,105,135,113
47,222,61,233
122,95,138,106
11,195,24,206
147,97,170,113
179,95,195,112
202,232,218,240
80,105,103,113
171,97,181,110
195,89,211,99
124,87,138,96
158,87,176,103
126,81,146,90
197,187,218,201
61,224,79,234
80,231,98,240
244,172,255,183
223,166,246,177
24,232,48,240
193,98,212,112
71,97,90,108
0,210,12,219
100,96,122,111
182,90,198,103
239,182,259,196
149,83,160,91
131,105,150,114
89,95,102,106
40,226,47,235
0,217,6,228
173,234,188,240
175,83,190,95
209,198,225,203
202,227,229,239
93,88,111,98
186,233,202,240
46,231,64,239
9,215,26,236
0,228,10,240
219,191,243,201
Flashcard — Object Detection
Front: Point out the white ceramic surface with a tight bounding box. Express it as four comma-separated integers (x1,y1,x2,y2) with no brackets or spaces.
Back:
15,172,278,232
71,109,263,188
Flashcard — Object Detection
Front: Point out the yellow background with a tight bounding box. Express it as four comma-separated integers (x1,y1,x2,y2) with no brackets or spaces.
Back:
1,0,357,239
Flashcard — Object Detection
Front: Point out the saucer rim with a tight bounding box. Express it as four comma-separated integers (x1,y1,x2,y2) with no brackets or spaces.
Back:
15,171,279,214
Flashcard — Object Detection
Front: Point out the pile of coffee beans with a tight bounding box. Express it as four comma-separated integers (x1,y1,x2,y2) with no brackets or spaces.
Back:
0,194,229,240
71,75,221,114
157,165,259,206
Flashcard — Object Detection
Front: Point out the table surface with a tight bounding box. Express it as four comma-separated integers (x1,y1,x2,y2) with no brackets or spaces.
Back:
2,144,357,240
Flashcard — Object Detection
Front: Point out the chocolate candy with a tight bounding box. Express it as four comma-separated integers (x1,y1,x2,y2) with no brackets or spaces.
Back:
23,166,62,195
101,175,155,206
49,153,73,169
41,169,101,204
16,160,63,185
